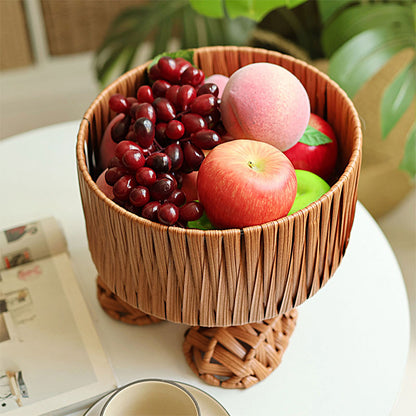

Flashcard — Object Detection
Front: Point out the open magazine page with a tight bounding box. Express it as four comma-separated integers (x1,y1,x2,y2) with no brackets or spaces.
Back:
0,219,116,415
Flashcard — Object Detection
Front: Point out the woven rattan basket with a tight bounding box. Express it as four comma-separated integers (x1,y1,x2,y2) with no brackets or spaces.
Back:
76,46,362,327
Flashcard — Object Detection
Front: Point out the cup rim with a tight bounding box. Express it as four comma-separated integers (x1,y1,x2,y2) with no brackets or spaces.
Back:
100,378,201,416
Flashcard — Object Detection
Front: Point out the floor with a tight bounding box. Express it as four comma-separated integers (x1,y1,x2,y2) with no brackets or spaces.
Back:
1,52,415,414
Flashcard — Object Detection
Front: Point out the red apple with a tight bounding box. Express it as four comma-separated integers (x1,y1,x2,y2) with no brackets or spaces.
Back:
283,113,338,181
197,140,297,229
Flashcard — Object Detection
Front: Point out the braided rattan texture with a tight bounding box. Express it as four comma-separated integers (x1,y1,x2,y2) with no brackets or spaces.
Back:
183,309,297,389
77,46,362,326
97,275,161,325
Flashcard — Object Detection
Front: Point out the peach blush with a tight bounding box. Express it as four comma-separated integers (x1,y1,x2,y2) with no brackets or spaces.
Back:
220,62,310,151
99,113,125,170
96,169,114,200
205,74,229,98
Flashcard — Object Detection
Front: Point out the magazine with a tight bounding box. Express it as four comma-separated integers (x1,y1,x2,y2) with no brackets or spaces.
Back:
0,218,116,415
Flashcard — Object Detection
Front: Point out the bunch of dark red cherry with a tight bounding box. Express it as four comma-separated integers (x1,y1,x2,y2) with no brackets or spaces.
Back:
103,56,224,227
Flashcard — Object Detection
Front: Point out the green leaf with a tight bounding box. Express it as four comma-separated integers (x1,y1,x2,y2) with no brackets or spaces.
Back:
316,0,355,25
399,123,416,179
381,59,416,139
189,0,224,18
299,125,332,146
224,0,290,21
188,211,216,230
151,14,174,58
329,26,415,97
322,3,413,58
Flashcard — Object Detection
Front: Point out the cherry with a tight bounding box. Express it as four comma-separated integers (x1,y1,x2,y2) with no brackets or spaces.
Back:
150,178,176,201
166,189,186,207
157,56,180,83
153,97,176,122
158,203,179,225
166,120,185,140
182,141,205,171
190,94,217,116
152,79,171,98
141,201,161,221
197,83,219,97
182,113,207,134
146,152,172,173
113,175,135,200
165,143,183,171
135,167,157,187
115,140,141,160
180,201,204,222
166,85,180,108
109,94,129,114
137,85,154,103
190,129,221,150
180,67,204,86
177,85,196,111
111,116,131,143
105,166,129,186
135,103,156,124
134,117,155,148
129,186,150,207
122,149,145,170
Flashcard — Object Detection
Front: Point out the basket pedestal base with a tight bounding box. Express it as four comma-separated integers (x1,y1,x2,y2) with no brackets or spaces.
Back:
96,276,297,389
96,276,161,325
183,310,298,389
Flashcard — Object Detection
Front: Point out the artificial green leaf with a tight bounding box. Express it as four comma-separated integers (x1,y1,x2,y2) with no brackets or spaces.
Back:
329,26,415,97
189,0,224,18
322,3,413,58
399,123,416,179
316,0,355,25
299,125,332,146
188,211,216,230
381,59,416,139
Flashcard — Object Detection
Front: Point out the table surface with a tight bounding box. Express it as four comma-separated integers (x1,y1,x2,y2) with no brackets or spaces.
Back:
0,121,410,416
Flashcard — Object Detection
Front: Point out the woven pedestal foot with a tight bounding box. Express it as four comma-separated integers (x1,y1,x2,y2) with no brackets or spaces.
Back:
183,309,298,389
96,276,161,325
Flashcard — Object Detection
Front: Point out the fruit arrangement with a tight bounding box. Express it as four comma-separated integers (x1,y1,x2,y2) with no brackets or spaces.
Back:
97,54,339,229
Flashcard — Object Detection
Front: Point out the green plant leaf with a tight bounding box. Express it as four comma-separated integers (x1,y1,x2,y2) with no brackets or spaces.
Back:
399,123,416,179
299,125,332,146
316,0,356,25
189,0,224,18
322,3,413,58
328,26,415,97
381,59,416,139
224,0,306,22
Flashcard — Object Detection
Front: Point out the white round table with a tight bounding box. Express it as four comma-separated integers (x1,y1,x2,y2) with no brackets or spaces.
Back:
0,121,410,415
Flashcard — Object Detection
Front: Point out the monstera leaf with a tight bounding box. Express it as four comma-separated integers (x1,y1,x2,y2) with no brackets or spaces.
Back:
189,0,306,21
318,0,416,178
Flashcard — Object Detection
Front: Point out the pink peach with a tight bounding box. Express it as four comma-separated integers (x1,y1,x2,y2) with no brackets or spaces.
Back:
205,74,229,98
96,169,114,200
99,113,125,169
220,63,310,151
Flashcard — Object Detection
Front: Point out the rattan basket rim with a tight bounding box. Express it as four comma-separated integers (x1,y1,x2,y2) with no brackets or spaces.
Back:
76,46,362,236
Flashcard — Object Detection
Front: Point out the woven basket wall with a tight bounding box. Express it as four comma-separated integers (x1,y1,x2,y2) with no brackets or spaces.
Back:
76,46,362,327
